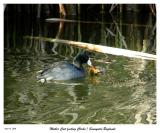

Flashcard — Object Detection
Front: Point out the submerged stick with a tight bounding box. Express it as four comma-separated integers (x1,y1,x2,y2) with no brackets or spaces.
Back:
24,36,156,61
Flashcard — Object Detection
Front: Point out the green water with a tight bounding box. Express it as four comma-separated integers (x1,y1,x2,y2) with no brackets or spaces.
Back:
4,12,156,124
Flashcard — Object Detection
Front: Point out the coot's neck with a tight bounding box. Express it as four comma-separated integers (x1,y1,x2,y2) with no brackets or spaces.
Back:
73,61,83,68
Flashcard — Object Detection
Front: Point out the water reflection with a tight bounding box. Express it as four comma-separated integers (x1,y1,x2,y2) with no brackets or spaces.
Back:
4,11,156,124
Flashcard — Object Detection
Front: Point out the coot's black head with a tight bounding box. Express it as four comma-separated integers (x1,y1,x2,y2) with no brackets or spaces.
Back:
73,53,92,68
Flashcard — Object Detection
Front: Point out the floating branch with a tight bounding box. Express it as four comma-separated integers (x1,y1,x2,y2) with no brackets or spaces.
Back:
46,18,152,28
24,36,156,61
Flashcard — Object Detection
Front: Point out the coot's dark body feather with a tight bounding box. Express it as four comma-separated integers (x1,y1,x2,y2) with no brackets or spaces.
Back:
37,62,85,80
